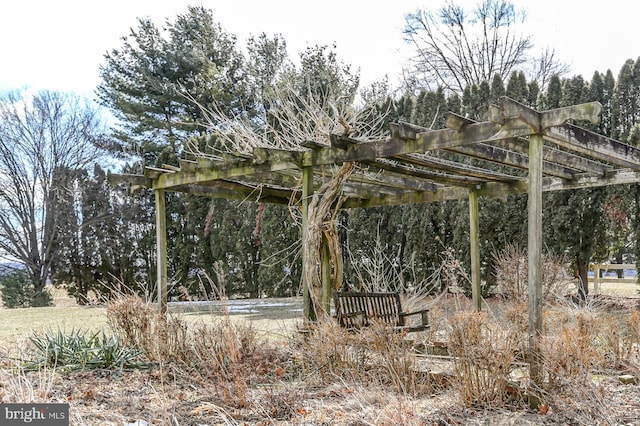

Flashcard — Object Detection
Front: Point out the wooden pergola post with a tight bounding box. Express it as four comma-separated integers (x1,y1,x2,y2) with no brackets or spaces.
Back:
301,166,316,321
528,133,544,396
469,189,481,311
154,189,168,316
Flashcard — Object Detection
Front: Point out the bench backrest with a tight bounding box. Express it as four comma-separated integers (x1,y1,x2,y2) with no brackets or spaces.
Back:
334,291,403,328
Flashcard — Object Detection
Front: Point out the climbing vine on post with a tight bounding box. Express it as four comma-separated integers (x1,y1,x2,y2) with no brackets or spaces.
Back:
302,162,355,318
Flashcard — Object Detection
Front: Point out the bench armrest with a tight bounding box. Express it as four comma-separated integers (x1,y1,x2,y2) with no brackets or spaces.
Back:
399,309,430,326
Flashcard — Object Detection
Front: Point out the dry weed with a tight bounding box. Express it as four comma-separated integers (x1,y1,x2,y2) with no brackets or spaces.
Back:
106,294,288,410
294,320,431,396
492,243,573,303
535,303,627,423
447,311,519,407
0,364,57,403
106,295,188,362
542,306,606,390
600,310,640,370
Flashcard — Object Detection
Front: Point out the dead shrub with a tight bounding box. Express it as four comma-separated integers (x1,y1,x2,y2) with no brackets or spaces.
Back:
540,310,612,422
294,320,430,395
447,311,519,407
492,244,573,303
106,295,188,362
501,299,529,337
539,305,612,424
106,294,287,409
531,303,637,423
600,310,640,370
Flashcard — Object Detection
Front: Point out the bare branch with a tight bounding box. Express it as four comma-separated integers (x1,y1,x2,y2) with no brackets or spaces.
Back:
402,0,562,94
185,83,390,157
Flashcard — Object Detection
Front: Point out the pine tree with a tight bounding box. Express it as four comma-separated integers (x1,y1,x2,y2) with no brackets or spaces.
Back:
490,74,506,102
98,7,259,299
542,74,613,298
506,71,529,101
543,75,563,109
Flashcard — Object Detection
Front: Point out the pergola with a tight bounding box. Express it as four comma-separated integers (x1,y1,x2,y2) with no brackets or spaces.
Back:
109,96,640,385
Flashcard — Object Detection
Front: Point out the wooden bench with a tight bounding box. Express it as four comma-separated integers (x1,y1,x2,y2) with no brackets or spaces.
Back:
333,291,430,333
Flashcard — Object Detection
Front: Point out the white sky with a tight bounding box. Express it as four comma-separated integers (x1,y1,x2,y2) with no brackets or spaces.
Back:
0,0,637,100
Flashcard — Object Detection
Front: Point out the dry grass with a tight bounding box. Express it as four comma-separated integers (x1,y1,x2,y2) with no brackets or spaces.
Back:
293,320,432,396
447,311,520,408
2,281,640,424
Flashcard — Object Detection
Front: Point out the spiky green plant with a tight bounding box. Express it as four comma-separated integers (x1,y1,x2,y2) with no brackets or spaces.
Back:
26,328,144,371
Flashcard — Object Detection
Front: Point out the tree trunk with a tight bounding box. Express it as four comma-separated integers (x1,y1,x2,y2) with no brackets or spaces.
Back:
576,254,590,301
616,251,624,278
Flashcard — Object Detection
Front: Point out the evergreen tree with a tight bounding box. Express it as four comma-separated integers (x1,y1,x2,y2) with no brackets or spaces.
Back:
527,80,540,108
98,7,260,299
490,74,506,102
97,5,249,157
541,75,614,298
51,165,153,302
544,75,563,109
257,204,302,297
612,58,640,275
506,71,529,101
396,93,414,123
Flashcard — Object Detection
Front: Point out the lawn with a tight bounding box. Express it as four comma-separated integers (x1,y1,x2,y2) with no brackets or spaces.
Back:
0,289,302,346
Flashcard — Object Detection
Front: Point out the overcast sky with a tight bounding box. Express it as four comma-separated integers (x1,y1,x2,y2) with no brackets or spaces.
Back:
0,0,637,99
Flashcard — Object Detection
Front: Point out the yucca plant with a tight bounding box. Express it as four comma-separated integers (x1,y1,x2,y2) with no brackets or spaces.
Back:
26,327,144,371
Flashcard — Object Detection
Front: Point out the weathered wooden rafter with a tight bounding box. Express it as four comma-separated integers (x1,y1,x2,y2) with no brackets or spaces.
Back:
440,113,610,177
171,183,291,205
347,167,441,192
493,138,612,175
544,124,640,170
331,132,521,182
108,96,640,211
446,143,576,179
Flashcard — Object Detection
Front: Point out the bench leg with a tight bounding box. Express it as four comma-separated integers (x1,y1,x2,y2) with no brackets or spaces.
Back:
421,311,429,327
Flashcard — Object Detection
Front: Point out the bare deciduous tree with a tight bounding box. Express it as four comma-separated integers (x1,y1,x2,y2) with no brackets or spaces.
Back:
0,90,105,301
403,0,567,93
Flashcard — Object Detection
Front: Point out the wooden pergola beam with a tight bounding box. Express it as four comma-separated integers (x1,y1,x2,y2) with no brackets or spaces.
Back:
301,166,315,321
528,133,544,393
363,158,489,188
395,153,520,182
498,97,601,130
494,138,612,175
478,169,640,198
154,157,301,190
545,124,640,170
297,120,533,168
342,185,468,209
155,189,168,315
443,112,608,177
445,143,575,179
469,189,481,311
107,173,151,187
171,182,294,205
348,168,440,192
